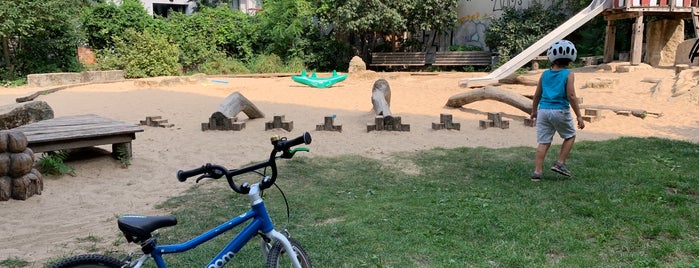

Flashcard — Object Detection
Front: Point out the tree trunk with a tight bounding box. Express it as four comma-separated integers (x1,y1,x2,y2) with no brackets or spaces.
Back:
212,92,264,120
2,36,14,80
371,79,392,116
445,86,534,115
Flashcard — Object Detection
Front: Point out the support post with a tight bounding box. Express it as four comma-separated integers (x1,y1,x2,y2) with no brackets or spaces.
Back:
604,19,616,63
630,13,645,65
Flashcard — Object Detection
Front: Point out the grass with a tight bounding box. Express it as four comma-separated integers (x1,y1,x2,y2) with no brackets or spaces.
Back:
0,257,29,268
51,137,699,267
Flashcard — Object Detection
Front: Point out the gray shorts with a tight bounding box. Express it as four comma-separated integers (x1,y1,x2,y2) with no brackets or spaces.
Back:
536,108,576,144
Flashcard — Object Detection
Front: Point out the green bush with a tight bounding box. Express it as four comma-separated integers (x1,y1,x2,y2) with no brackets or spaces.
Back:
37,151,75,176
80,0,154,50
248,54,287,73
281,57,307,73
304,34,353,72
165,7,257,73
199,56,251,75
449,45,484,51
100,29,180,78
484,2,567,66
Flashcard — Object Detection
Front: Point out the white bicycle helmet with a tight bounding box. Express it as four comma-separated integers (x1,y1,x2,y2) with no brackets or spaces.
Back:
547,40,577,62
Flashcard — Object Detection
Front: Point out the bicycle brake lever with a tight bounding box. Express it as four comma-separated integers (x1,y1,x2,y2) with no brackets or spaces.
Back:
195,175,208,183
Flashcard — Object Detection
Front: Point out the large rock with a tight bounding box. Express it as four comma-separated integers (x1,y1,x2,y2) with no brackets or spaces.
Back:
645,19,684,67
348,56,367,74
0,101,54,130
675,38,698,66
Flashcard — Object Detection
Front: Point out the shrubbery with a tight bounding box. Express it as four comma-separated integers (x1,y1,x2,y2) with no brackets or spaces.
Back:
97,29,180,78
484,2,567,66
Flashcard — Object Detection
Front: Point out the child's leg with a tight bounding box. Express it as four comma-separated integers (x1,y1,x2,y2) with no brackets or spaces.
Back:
534,143,551,174
558,136,576,164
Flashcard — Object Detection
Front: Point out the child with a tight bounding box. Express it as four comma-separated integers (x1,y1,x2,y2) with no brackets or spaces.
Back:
530,40,585,181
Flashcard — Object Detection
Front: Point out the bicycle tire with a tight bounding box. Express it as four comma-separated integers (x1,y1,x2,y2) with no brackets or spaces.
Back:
49,254,125,268
265,237,312,268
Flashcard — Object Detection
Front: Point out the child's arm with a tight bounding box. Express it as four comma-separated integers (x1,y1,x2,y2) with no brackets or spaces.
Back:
531,78,542,119
566,73,585,129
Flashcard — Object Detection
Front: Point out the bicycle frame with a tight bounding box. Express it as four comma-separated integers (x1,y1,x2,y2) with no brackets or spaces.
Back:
139,183,301,268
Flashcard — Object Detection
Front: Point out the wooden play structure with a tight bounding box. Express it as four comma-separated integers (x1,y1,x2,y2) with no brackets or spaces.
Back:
11,114,144,158
603,0,699,65
461,0,699,87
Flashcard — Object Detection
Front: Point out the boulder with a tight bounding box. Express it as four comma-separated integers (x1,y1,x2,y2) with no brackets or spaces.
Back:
0,101,54,130
645,19,684,67
348,56,367,74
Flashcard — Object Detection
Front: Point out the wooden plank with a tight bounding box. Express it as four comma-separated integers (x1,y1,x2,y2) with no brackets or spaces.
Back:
11,114,143,155
13,114,143,143
27,134,135,153
21,126,141,143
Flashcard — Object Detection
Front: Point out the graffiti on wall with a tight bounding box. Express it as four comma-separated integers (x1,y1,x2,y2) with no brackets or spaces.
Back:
455,0,556,49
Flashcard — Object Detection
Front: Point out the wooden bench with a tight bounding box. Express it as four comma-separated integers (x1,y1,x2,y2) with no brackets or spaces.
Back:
432,51,493,66
11,114,144,158
579,56,604,66
530,56,549,70
370,52,427,67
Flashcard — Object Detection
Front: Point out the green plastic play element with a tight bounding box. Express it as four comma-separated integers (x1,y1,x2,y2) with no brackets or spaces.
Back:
291,70,348,88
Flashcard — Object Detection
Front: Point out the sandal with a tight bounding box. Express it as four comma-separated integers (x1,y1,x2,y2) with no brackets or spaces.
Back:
530,172,542,182
551,162,571,177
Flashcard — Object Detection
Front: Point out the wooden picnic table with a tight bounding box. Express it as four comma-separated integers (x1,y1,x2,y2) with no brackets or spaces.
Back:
11,114,144,158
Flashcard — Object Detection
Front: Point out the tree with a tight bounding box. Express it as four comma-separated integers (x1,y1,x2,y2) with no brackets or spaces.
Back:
311,0,457,58
166,7,257,72
80,0,153,50
0,0,85,80
256,0,315,60
484,2,568,65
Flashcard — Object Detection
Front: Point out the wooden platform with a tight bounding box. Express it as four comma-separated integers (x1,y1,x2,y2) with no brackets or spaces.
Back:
11,114,144,158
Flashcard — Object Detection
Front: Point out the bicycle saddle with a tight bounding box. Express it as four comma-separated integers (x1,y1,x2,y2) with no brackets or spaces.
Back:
118,215,178,243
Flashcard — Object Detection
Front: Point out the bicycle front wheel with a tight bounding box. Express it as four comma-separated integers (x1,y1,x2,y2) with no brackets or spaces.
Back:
265,237,312,268
49,254,125,268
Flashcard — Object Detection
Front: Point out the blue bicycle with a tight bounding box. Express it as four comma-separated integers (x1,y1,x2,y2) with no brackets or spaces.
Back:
51,132,313,268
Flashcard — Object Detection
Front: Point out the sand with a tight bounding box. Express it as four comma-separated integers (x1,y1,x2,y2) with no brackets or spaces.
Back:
0,64,697,267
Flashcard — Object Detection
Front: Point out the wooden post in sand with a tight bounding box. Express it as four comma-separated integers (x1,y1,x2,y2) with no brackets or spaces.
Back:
367,79,410,131
202,92,264,131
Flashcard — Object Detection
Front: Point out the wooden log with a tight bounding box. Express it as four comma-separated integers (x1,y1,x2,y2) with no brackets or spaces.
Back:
445,86,534,115
9,152,33,178
0,176,10,201
580,105,662,118
212,92,264,120
498,74,538,86
11,175,31,200
371,79,392,118
7,131,28,153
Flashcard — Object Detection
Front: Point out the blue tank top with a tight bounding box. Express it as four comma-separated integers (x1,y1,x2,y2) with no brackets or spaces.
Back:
538,69,570,110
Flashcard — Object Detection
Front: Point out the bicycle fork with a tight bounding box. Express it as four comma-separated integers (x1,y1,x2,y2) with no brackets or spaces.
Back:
249,183,303,268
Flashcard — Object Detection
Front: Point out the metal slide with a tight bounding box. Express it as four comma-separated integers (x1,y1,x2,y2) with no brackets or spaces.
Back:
459,0,612,87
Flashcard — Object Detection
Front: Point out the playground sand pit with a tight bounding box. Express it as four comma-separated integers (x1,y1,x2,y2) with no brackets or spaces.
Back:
1,65,698,266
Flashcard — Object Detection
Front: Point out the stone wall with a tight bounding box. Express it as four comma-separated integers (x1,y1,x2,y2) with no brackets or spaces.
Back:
27,70,125,88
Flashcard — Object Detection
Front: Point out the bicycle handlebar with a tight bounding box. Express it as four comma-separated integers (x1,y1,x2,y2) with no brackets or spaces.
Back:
176,132,312,194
